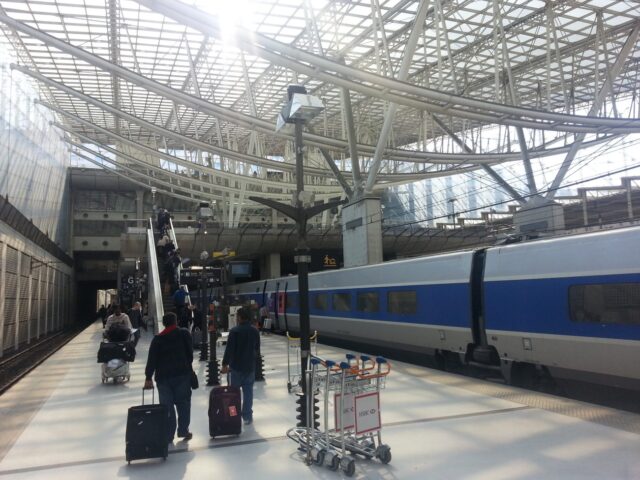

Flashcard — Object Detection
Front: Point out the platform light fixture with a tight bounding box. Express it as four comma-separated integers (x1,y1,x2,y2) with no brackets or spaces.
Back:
251,85,345,427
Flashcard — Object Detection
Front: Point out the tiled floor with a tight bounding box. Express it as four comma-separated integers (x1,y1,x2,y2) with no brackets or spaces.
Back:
0,322,638,479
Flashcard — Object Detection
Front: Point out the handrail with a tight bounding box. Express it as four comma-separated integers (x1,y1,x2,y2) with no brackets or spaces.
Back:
147,218,164,334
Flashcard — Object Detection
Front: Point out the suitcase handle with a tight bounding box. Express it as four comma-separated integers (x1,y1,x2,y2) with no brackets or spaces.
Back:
142,387,155,404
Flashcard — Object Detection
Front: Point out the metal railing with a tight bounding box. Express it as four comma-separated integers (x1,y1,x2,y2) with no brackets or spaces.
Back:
147,218,163,334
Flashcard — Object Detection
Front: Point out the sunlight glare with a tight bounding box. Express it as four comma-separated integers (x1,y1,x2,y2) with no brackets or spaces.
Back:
195,0,257,37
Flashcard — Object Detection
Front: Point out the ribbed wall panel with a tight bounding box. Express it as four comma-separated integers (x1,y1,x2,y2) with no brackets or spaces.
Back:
20,254,30,276
5,247,18,273
47,281,55,334
4,272,17,300
39,299,46,335
29,277,38,340
3,323,15,351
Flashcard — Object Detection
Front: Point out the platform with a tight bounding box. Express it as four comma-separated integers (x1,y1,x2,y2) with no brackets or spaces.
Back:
0,322,639,479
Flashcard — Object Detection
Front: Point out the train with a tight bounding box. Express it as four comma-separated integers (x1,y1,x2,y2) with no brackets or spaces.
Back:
229,227,640,390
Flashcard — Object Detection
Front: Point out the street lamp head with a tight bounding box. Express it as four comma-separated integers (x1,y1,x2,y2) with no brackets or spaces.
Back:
288,92,324,121
275,84,324,132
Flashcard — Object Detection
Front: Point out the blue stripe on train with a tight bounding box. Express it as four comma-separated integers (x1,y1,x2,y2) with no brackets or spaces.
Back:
283,283,472,328
484,273,640,341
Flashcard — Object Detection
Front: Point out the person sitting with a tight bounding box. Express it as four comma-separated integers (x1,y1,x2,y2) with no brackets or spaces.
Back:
105,304,133,342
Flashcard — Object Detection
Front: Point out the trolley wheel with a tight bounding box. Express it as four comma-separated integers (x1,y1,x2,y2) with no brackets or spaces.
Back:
128,461,131,465
101,378,105,384
342,458,356,477
287,382,292,393
126,375,131,381
313,449,325,466
377,445,392,464
327,455,340,471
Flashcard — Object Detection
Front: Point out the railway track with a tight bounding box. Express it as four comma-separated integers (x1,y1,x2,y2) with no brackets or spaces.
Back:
0,328,84,395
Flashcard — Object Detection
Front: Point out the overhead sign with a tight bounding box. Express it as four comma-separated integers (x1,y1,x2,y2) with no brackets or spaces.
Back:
213,250,236,258
323,254,338,268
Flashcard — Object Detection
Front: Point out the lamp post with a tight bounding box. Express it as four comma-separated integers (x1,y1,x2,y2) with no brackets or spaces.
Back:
198,250,209,363
250,85,346,427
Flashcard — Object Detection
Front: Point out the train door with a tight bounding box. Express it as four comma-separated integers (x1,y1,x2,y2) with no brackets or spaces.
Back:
470,249,486,347
274,282,280,327
469,249,498,364
277,284,287,332
261,281,267,307
283,282,289,332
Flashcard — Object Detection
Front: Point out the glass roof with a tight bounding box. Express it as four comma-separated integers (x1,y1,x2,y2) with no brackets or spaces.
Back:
1,0,639,204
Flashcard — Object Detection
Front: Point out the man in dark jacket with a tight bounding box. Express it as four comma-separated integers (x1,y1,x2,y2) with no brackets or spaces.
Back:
221,306,260,425
144,312,194,443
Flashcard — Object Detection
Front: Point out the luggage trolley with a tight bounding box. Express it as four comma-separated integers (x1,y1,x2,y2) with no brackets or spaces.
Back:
286,353,391,477
286,330,318,393
98,330,136,384
331,354,392,465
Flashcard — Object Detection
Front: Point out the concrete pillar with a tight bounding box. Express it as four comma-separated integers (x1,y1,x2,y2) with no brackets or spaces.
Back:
261,253,281,279
342,196,383,268
136,190,145,228
513,197,565,234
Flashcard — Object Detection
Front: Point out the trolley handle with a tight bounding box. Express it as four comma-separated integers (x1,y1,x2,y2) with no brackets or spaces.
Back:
356,358,392,379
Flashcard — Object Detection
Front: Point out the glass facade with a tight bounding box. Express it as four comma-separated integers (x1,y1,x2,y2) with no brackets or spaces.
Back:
0,48,71,251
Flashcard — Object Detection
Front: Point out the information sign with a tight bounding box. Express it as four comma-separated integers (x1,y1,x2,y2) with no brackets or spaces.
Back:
333,393,355,430
354,392,381,434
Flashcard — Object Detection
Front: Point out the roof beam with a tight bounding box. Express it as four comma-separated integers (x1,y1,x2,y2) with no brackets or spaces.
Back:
546,22,640,199
132,0,640,134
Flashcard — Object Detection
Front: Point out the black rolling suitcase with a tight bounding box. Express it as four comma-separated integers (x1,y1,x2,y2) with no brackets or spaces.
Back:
208,376,242,438
126,389,168,463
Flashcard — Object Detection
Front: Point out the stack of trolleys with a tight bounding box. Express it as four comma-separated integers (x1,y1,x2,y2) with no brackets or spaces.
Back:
285,330,318,393
286,354,391,477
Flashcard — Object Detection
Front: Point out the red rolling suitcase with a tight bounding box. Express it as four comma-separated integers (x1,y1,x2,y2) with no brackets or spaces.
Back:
126,388,168,463
208,377,242,438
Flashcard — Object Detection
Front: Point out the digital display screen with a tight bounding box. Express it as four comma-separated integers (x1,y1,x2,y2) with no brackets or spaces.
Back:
230,262,251,277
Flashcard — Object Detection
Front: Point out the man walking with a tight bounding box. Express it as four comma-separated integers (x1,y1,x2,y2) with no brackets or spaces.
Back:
129,302,143,346
144,312,194,443
221,306,260,425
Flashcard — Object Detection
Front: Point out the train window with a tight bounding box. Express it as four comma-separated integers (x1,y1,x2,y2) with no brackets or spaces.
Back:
314,293,328,311
388,291,417,315
286,294,298,310
569,283,640,325
332,293,351,312
357,292,379,313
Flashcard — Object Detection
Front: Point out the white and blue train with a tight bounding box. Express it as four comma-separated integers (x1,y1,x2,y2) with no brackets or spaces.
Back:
232,227,640,389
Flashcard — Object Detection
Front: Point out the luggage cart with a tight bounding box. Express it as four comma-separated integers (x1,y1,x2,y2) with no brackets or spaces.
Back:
286,330,318,393
101,359,130,384
286,353,391,477
329,355,392,465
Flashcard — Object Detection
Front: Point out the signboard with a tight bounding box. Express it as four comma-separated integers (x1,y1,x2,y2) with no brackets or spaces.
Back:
333,393,355,430
354,392,381,434
323,254,338,268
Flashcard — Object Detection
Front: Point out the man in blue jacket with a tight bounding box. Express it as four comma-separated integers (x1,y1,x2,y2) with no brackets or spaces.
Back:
144,312,194,443
221,306,260,425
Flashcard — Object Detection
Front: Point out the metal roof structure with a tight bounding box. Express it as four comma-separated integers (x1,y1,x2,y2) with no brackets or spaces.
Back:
1,0,639,222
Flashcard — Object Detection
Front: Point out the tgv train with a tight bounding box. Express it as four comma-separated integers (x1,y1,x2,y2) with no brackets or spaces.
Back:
232,227,640,389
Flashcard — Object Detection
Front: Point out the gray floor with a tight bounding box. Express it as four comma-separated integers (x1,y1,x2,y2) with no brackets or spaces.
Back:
0,322,638,479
